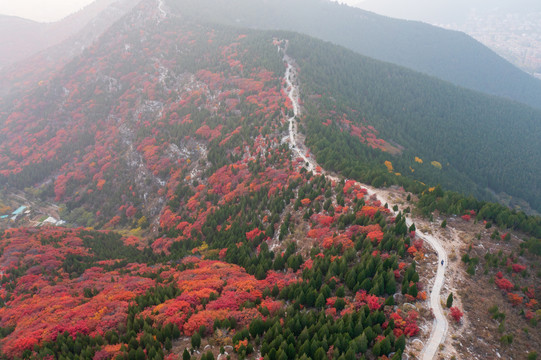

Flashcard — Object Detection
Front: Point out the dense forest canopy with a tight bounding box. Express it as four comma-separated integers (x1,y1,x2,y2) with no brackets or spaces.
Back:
0,17,426,358
284,34,541,213
0,0,539,359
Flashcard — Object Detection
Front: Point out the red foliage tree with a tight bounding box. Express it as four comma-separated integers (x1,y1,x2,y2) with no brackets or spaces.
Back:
511,264,526,273
367,230,384,243
366,294,383,311
317,215,334,227
322,235,354,251
449,307,463,322
507,293,523,306
246,228,263,241
495,277,514,291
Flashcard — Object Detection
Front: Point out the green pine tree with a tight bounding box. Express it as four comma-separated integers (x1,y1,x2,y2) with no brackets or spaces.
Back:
191,333,201,349
183,348,191,360
446,293,454,308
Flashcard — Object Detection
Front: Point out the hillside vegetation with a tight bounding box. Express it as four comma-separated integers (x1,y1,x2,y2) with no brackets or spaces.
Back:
0,1,539,359
166,0,541,109
0,4,426,358
286,34,541,212
2,22,540,218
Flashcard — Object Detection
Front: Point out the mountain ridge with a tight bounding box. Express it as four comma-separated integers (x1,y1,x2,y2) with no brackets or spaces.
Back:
1,0,540,221
165,0,541,109
0,0,121,69
0,0,138,96
0,2,539,360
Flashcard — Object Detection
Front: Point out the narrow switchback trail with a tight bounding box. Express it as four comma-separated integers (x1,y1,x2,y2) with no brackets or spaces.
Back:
157,0,167,18
417,227,448,360
282,42,316,174
280,42,449,360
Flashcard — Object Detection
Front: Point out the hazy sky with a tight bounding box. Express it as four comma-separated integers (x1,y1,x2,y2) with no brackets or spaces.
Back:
0,0,95,22
2,0,541,23
334,0,541,24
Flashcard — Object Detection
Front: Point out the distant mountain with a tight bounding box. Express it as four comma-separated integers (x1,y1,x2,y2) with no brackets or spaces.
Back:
165,0,541,109
0,0,118,69
0,16,44,68
286,34,541,213
0,0,137,95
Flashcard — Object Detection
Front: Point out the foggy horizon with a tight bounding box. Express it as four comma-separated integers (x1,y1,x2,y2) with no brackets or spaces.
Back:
0,0,96,23
336,0,541,25
2,0,541,24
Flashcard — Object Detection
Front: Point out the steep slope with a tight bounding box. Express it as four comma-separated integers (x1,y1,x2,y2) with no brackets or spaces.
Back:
165,0,541,109
0,2,428,359
283,43,449,360
0,1,539,359
0,6,286,228
285,35,541,213
1,3,541,219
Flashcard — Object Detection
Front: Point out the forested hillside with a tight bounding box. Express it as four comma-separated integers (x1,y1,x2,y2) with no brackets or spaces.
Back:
165,0,541,109
2,10,540,218
280,35,541,213
0,3,427,359
0,0,539,359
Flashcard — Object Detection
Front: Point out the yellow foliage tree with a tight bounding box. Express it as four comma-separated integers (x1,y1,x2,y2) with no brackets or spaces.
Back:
414,157,423,164
137,216,148,228
198,241,209,252
431,161,442,170
384,161,393,172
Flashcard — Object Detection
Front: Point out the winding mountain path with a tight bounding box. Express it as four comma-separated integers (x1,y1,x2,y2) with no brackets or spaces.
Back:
157,0,167,18
283,51,316,174
280,42,449,359
417,228,448,360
